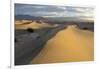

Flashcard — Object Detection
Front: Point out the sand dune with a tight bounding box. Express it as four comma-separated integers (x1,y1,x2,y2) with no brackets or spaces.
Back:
32,25,94,64
15,23,65,65
15,21,55,29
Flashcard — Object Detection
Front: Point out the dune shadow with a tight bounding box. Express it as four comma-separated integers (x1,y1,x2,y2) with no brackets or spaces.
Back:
15,25,66,65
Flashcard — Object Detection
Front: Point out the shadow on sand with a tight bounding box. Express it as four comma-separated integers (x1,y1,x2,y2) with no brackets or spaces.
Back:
15,25,66,65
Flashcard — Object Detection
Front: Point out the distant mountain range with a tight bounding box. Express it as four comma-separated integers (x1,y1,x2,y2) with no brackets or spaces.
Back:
15,15,94,23
15,15,45,20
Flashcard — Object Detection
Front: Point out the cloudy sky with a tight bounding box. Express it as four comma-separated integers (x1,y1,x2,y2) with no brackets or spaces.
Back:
15,3,94,20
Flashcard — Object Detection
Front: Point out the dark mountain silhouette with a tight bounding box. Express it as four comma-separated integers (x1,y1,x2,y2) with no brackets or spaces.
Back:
15,15,45,20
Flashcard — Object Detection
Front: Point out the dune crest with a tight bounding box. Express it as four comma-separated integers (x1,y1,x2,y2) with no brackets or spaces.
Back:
15,21,54,29
32,25,94,64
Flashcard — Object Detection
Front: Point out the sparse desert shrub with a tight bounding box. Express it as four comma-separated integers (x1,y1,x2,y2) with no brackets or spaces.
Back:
27,28,34,33
37,36,40,38
82,27,88,30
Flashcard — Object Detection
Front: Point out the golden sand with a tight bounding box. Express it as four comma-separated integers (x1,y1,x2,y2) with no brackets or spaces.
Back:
15,21,54,29
32,25,94,64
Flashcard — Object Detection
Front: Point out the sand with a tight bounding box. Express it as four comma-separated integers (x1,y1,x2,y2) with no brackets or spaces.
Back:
32,25,94,64
15,21,55,29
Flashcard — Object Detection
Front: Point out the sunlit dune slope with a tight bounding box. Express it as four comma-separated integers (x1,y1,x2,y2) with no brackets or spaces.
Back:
15,21,55,29
32,25,94,64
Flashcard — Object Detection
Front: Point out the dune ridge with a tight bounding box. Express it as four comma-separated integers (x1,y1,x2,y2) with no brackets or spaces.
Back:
15,21,56,29
32,25,94,64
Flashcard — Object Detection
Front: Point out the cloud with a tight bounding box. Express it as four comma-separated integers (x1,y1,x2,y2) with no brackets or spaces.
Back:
15,3,94,19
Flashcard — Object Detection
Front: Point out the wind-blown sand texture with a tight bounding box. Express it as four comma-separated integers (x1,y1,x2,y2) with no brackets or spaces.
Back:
32,25,94,64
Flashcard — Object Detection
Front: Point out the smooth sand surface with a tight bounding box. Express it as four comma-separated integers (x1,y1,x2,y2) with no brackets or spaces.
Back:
32,25,94,64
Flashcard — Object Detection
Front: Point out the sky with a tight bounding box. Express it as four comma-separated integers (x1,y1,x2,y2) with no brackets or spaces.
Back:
15,3,94,21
